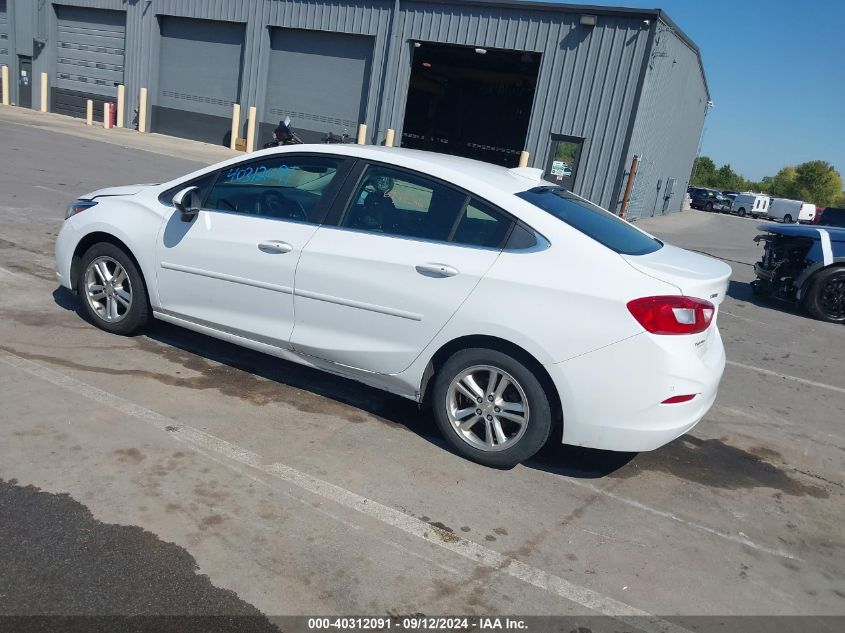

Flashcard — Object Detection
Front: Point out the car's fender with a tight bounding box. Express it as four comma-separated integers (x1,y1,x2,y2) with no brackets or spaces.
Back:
57,193,167,306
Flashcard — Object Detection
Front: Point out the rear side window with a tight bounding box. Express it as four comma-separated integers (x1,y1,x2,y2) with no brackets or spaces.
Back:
516,186,662,255
452,199,513,248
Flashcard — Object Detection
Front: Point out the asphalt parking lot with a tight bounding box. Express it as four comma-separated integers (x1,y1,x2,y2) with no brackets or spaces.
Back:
1,110,843,630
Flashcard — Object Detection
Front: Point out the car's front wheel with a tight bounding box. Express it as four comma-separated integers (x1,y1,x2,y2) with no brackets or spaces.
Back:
77,242,151,335
783,214,794,224
804,267,845,324
432,348,553,468
704,202,713,212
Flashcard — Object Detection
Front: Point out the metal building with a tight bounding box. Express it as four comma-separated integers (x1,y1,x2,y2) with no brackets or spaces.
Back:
1,0,709,218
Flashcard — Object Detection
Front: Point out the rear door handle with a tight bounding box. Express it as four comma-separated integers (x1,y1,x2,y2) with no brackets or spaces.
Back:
258,240,293,254
415,263,459,278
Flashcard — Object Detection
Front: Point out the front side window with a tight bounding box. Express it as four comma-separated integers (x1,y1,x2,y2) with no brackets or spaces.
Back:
516,186,662,256
340,166,467,241
204,155,343,223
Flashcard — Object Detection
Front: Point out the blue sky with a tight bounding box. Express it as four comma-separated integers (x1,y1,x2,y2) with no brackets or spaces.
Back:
561,0,845,181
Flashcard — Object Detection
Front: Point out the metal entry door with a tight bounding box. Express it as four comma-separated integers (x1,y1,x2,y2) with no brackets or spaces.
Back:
662,178,677,214
18,57,31,108
544,135,583,190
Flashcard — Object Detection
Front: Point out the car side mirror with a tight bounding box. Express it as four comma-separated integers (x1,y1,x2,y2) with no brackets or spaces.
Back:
173,186,201,222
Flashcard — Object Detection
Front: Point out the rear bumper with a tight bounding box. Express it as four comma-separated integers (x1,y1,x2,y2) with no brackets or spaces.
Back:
548,328,725,452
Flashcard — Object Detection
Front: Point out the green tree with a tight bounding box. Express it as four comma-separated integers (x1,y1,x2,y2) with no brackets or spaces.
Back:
690,156,717,188
767,167,798,198
791,161,843,207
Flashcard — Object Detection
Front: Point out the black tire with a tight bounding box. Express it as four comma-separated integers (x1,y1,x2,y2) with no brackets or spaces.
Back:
738,207,747,217
76,242,151,335
431,348,553,468
783,214,793,224
803,267,845,324
704,202,713,212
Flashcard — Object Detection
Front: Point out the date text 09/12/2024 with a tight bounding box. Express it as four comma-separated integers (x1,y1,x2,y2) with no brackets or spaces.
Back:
307,617,528,630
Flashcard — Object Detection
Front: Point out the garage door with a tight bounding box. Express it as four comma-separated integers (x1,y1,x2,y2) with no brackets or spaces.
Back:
263,28,373,144
0,0,9,104
53,6,126,120
154,17,244,145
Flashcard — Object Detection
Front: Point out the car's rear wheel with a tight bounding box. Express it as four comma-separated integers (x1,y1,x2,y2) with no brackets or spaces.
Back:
804,267,845,324
432,348,553,468
738,207,747,217
704,202,713,212
77,242,150,335
783,214,793,223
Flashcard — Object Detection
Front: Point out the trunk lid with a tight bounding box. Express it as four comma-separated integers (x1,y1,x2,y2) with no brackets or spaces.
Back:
621,244,732,305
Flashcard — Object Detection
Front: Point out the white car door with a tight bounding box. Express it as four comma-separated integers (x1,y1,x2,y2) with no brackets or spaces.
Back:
290,163,513,375
155,154,348,346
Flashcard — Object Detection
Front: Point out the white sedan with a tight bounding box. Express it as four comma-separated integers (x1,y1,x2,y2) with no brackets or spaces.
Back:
55,145,731,468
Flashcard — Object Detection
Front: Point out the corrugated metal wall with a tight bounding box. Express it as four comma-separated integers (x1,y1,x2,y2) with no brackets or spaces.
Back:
0,2,9,104
385,1,651,208
621,20,708,220
17,1,705,215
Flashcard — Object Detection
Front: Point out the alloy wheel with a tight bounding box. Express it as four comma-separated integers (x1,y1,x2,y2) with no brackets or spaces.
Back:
84,256,133,323
819,276,845,320
446,365,529,452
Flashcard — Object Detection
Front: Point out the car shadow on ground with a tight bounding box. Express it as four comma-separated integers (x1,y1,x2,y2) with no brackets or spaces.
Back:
52,286,638,479
727,279,807,318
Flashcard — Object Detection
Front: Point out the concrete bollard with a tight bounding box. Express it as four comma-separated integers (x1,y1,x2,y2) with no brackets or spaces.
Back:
40,73,48,112
518,151,529,168
230,103,241,151
385,128,395,147
103,102,110,129
357,123,368,145
138,88,148,133
116,85,125,128
86,100,93,125
1,66,9,106
246,106,257,153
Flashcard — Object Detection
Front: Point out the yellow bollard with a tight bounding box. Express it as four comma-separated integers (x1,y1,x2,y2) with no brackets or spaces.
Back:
230,103,241,151
246,106,257,153
116,85,125,128
86,100,93,125
40,73,48,112
385,128,395,147
138,88,148,133
1,66,9,106
357,123,368,145
518,151,529,168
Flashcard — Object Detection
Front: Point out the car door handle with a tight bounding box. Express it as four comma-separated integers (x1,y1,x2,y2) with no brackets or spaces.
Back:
415,263,459,278
258,240,293,254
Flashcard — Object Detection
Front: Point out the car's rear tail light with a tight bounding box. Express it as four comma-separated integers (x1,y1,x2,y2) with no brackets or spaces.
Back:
627,296,715,335
65,200,98,220
661,394,697,404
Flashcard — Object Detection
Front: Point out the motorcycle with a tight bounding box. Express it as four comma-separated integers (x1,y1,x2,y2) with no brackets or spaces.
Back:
263,116,303,148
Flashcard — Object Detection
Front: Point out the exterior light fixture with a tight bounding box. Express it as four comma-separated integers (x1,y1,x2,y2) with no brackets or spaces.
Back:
474,48,487,54
580,15,597,27
422,62,432,68
413,42,421,48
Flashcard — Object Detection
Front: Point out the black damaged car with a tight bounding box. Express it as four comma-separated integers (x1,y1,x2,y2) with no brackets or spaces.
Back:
752,223,845,323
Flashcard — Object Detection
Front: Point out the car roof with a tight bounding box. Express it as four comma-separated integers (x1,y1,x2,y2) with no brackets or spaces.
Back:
262,144,544,195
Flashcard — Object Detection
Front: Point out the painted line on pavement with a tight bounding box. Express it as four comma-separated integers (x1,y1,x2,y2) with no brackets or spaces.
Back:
33,184,70,196
566,479,800,561
727,359,845,395
0,347,691,633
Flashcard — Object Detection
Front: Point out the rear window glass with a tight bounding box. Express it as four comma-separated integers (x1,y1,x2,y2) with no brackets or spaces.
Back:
515,187,662,256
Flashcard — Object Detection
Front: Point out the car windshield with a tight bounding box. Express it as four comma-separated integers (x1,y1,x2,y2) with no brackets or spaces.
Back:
516,186,662,255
